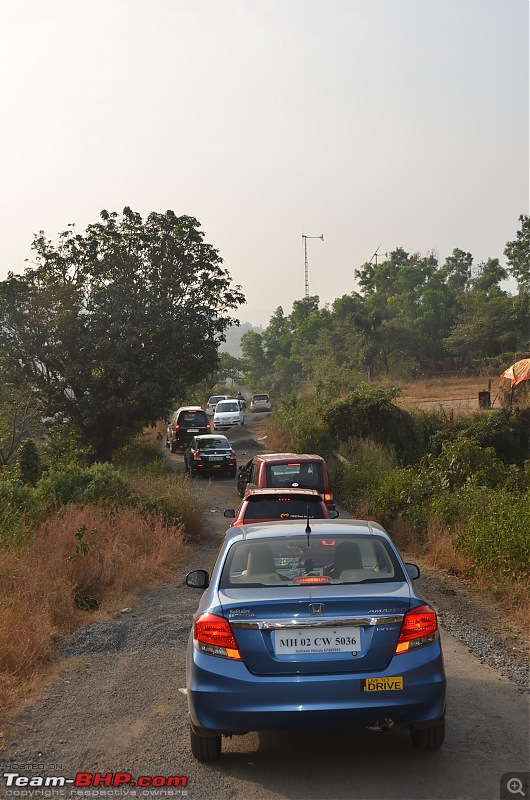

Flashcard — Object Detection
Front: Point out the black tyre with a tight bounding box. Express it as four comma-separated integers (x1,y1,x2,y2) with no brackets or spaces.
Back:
237,482,245,498
410,716,445,751
190,726,221,762
170,441,177,454
165,438,170,449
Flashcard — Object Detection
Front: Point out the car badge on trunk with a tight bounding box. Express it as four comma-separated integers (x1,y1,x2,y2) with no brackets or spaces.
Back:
309,603,325,616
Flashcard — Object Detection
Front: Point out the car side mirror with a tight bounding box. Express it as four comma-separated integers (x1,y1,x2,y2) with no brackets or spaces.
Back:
405,563,420,580
186,569,209,589
328,510,339,519
223,509,236,518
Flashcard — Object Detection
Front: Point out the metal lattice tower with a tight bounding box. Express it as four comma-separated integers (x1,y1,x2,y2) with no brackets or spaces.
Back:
302,234,324,297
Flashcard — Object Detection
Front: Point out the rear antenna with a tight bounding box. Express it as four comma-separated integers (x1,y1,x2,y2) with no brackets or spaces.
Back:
305,506,311,544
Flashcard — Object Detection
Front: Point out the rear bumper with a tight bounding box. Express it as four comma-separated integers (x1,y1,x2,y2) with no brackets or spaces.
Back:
187,640,446,734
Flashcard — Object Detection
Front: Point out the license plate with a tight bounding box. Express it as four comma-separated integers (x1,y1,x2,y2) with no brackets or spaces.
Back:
188,428,199,433
213,464,221,468
362,677,403,691
209,457,223,461
273,626,361,655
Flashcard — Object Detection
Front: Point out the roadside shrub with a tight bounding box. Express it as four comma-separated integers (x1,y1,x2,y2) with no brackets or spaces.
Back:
35,462,134,510
323,385,424,465
330,439,395,515
0,479,39,542
130,473,205,539
270,396,337,456
452,486,530,579
17,440,42,486
368,467,430,532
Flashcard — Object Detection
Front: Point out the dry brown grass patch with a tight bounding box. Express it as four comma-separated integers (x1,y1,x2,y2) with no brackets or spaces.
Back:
0,503,188,714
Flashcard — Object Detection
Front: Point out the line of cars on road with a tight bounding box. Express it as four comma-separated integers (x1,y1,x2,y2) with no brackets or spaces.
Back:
181,441,447,761
166,394,272,452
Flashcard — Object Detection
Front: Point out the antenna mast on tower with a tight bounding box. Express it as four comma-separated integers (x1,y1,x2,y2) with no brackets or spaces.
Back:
302,233,324,297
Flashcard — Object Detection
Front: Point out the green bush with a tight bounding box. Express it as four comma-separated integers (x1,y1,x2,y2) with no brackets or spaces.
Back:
330,439,396,515
35,462,134,510
323,385,425,465
368,467,430,531
113,436,170,474
17,440,42,485
0,478,40,542
271,397,337,456
452,486,530,579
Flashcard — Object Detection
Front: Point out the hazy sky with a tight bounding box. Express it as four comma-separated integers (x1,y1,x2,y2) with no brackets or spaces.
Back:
0,0,528,326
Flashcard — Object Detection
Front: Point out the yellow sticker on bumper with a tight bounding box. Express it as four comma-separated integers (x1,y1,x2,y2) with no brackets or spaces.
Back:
363,677,403,691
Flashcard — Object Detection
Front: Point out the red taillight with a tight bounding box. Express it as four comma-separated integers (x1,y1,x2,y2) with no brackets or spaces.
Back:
173,424,180,430
324,493,332,502
396,605,438,654
194,613,241,660
230,450,236,458
294,576,331,584
206,423,211,429
193,451,201,460
232,520,244,526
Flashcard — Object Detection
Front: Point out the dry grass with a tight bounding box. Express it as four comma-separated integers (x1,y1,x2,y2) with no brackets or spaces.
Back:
0,503,189,713
386,517,530,633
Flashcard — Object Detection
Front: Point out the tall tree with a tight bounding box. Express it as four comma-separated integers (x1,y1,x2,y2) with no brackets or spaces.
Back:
504,214,530,293
0,208,244,461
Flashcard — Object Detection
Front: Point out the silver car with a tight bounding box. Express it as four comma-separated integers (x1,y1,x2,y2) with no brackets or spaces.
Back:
250,393,272,412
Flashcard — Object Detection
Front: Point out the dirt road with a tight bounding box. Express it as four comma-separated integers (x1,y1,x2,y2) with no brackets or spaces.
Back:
0,416,528,800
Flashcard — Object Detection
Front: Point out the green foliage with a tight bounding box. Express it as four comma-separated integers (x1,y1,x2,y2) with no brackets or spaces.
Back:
0,207,244,461
452,486,530,578
270,395,337,456
329,439,396,514
0,478,39,542
504,214,530,293
17,440,42,485
323,385,424,465
35,462,134,509
113,436,172,477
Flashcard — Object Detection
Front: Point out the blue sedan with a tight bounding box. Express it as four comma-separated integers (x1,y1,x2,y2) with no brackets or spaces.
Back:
185,519,446,761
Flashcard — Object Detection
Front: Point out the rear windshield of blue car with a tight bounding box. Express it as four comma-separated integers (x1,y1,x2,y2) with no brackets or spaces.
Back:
266,462,324,493
220,535,406,588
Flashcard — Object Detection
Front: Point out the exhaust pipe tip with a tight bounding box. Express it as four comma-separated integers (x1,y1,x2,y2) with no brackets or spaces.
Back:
367,718,395,734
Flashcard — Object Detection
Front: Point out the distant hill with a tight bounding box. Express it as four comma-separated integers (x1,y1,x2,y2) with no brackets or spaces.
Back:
221,322,263,357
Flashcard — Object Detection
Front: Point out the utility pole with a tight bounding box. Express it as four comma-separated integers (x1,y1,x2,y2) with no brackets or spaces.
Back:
302,234,324,297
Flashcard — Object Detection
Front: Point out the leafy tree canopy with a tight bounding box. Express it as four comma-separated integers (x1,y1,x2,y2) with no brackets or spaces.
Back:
504,214,530,292
0,208,245,460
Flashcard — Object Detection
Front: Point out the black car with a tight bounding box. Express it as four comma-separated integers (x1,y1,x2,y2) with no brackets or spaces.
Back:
184,435,237,477
166,406,211,452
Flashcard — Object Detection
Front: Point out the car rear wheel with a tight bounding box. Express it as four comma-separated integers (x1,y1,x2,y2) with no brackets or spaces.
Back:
410,715,445,751
189,725,221,762
170,441,177,454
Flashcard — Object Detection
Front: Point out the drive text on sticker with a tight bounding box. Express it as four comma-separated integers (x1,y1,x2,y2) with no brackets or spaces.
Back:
363,677,404,691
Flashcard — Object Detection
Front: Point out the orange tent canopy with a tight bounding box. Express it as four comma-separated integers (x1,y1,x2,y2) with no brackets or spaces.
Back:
500,358,530,387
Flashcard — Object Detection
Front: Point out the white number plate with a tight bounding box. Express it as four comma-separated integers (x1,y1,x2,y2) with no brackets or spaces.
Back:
209,457,223,461
273,626,361,655
188,428,199,433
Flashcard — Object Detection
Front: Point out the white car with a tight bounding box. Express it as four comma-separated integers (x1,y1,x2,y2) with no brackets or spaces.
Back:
213,399,244,431
250,393,272,412
206,395,232,417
